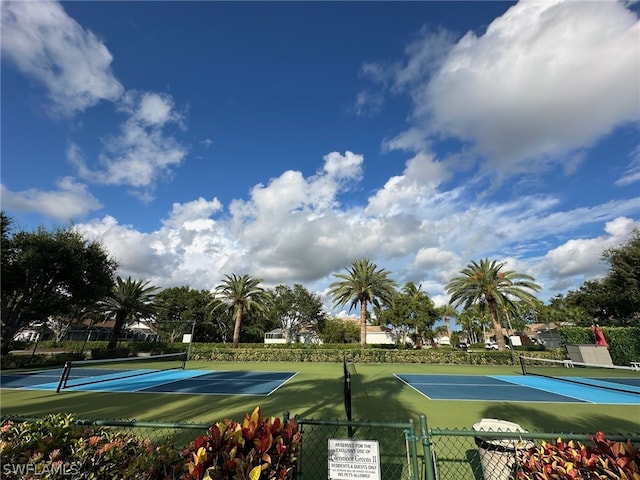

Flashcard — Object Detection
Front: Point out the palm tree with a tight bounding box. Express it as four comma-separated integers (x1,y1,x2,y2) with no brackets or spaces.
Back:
437,304,458,339
445,259,541,351
102,276,160,350
211,274,270,349
457,304,490,344
329,258,398,348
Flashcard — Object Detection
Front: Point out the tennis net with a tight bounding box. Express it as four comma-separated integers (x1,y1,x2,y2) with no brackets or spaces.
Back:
56,352,187,393
519,355,640,395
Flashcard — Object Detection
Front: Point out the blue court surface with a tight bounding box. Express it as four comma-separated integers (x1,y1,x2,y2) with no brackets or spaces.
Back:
0,368,297,396
394,374,640,405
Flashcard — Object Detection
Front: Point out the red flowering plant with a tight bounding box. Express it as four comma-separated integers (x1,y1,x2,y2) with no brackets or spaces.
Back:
516,431,640,479
183,407,302,480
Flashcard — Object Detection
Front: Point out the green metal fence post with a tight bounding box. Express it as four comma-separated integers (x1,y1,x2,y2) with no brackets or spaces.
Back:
420,414,437,480
404,418,420,480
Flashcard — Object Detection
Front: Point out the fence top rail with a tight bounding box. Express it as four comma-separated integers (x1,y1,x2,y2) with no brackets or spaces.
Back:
5,415,637,444
428,428,640,443
295,417,413,429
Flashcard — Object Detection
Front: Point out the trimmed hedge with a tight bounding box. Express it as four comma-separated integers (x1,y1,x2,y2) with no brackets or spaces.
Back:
186,344,566,365
558,326,640,366
8,327,639,369
0,352,85,370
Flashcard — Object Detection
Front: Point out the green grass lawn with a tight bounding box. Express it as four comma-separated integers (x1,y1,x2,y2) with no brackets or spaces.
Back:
1,361,639,434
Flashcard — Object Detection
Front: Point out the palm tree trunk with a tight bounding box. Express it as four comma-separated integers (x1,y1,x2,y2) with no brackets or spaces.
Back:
488,301,506,350
360,300,367,348
232,307,243,349
107,311,127,350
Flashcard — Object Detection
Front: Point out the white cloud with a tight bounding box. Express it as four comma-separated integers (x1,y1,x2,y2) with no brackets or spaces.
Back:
67,146,639,310
76,207,237,289
322,151,364,181
413,247,459,271
366,152,453,216
120,91,184,128
67,92,188,198
0,177,102,221
387,0,639,176
2,2,188,198
352,90,385,117
0,0,123,116
230,151,363,226
534,217,639,291
163,197,223,228
616,145,640,187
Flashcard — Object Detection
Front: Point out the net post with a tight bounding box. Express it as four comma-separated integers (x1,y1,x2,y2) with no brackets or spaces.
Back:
519,355,527,375
343,355,353,437
56,361,71,393
181,352,187,369
343,356,352,419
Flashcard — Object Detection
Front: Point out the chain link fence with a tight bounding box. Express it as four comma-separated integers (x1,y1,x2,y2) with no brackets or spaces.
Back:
426,426,640,480
2,415,639,480
294,417,422,480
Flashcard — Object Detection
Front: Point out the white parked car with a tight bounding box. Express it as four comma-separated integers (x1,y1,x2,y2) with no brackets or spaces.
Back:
485,341,509,350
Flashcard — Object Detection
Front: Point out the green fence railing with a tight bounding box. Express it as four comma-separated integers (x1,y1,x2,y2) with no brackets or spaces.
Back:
2,415,638,480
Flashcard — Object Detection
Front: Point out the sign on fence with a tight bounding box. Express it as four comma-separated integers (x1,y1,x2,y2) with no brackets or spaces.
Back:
328,438,381,480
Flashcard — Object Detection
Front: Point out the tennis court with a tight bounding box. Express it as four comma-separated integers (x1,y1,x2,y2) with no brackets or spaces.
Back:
395,356,640,405
0,355,297,396
394,374,639,404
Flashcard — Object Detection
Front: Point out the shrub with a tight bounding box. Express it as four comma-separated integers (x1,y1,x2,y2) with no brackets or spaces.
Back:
88,347,131,359
0,352,84,371
0,413,184,479
559,326,640,366
184,344,568,365
182,407,301,480
516,431,640,479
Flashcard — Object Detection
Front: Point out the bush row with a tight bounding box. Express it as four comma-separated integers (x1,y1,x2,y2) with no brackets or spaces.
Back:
0,353,84,371
17,340,175,354
187,345,566,365
558,326,640,366
8,326,638,368
3,342,569,370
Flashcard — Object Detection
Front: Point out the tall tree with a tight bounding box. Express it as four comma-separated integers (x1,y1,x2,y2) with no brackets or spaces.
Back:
101,277,160,350
154,287,213,346
211,274,270,348
329,258,398,348
318,317,360,344
1,214,117,354
538,295,589,327
561,230,640,325
457,305,489,344
205,297,235,343
374,282,437,346
268,284,325,343
601,229,640,322
445,259,541,351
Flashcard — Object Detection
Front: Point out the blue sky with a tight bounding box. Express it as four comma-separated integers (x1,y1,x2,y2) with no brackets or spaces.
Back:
2,0,639,313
